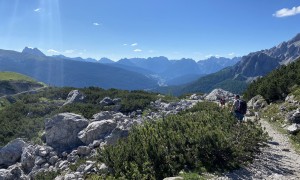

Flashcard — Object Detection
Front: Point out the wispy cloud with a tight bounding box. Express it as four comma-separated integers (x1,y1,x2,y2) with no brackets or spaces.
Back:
205,54,220,58
64,50,75,54
47,49,59,54
131,43,138,46
34,8,41,12
134,49,142,52
123,44,128,46
228,52,235,56
273,6,300,17
93,22,100,26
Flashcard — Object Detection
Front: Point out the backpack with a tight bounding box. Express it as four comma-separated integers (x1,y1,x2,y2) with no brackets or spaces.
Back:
238,100,247,114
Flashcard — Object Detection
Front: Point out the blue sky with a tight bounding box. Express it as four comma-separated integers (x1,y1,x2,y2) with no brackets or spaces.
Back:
0,0,300,61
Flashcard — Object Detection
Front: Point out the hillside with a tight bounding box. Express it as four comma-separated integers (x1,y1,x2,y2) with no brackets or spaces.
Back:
0,71,44,96
0,49,158,90
166,33,300,96
243,57,300,102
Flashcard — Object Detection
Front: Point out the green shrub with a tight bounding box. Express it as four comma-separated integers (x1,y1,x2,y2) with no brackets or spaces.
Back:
98,102,268,179
33,170,60,180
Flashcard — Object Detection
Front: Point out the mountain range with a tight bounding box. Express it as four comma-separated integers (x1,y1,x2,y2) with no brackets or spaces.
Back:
0,47,240,90
164,33,300,95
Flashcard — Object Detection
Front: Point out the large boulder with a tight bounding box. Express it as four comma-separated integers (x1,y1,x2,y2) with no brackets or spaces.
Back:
78,120,117,145
247,95,268,110
45,113,89,152
0,139,27,167
204,88,234,101
63,90,85,106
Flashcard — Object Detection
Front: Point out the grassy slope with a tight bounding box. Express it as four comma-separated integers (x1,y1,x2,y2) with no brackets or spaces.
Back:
0,71,37,82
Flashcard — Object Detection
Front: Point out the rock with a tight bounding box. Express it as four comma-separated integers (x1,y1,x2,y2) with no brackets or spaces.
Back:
92,140,101,148
0,164,24,180
105,127,129,145
99,97,114,106
35,156,46,166
286,123,300,134
63,90,85,106
77,146,91,156
163,177,184,180
98,163,109,174
92,111,114,121
285,94,295,103
45,113,89,152
0,139,27,167
78,120,117,145
49,156,59,165
285,110,297,123
21,145,36,173
205,88,234,101
38,147,50,157
247,95,268,110
189,94,199,100
112,98,121,104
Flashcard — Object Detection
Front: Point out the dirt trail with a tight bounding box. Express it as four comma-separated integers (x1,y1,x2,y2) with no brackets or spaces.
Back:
215,118,300,180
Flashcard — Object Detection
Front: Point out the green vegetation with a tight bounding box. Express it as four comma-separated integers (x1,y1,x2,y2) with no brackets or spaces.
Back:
243,58,300,102
0,86,174,146
0,71,37,82
96,102,268,179
33,170,61,180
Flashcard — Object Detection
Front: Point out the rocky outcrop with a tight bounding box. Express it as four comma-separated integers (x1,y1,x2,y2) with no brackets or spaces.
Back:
78,120,117,145
45,113,89,152
63,90,85,106
0,139,27,168
247,95,268,110
204,88,234,101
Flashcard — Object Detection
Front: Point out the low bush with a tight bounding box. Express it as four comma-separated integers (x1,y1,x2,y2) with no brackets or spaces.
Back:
98,102,268,179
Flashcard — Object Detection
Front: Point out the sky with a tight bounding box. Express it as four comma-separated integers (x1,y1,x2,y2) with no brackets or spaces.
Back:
0,0,300,61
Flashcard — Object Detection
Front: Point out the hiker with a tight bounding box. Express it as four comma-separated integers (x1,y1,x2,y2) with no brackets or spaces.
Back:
220,96,226,108
231,94,247,121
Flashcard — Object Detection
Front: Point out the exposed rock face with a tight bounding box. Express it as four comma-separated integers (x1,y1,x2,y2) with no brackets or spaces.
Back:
78,120,117,145
63,90,85,106
204,88,234,101
0,139,27,167
247,95,268,110
45,113,89,152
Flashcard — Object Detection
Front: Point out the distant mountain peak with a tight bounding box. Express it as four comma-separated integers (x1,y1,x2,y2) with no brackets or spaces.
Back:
22,47,45,57
291,33,300,43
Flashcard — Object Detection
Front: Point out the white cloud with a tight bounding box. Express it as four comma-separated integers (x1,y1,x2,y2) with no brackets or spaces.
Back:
47,49,59,54
273,6,300,17
64,50,75,54
228,52,235,56
134,49,142,52
34,8,41,12
93,22,100,26
205,54,220,58
131,43,138,46
123,44,128,46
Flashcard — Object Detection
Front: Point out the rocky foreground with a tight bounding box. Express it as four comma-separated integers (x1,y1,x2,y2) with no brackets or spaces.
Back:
1,88,299,180
0,90,203,180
